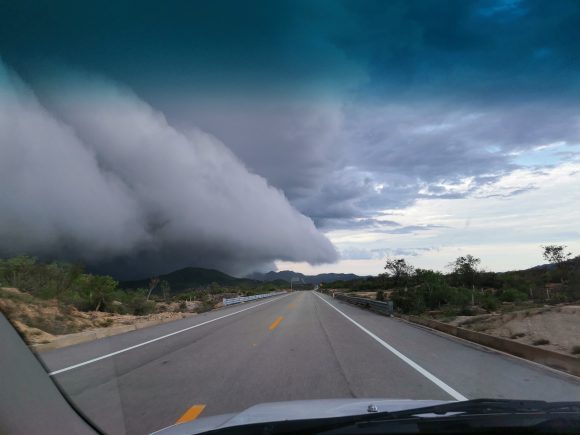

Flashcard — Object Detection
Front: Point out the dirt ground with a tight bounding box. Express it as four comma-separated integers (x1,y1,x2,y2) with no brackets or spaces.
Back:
0,287,199,345
449,305,580,356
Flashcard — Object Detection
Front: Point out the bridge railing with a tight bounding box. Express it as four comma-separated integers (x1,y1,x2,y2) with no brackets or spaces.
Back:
223,291,286,306
333,292,394,316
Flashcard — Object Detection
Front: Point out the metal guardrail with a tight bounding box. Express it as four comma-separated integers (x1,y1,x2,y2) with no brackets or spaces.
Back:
223,291,286,306
333,293,394,316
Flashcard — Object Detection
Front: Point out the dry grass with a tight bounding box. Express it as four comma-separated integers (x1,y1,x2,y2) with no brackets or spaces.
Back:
0,288,196,345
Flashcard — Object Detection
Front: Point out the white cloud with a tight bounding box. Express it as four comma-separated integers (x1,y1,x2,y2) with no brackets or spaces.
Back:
281,162,580,275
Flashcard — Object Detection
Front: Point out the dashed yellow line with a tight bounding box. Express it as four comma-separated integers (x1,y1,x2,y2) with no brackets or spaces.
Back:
288,303,296,309
176,404,206,424
269,316,284,331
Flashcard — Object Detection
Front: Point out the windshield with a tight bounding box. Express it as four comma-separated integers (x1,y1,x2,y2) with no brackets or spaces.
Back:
1,1,580,434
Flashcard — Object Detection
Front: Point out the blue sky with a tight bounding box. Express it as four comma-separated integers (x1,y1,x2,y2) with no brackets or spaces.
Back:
1,0,580,277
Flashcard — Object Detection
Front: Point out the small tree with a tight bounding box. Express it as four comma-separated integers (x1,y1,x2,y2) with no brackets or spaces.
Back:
542,244,572,283
414,269,450,309
0,255,37,289
160,280,171,301
85,275,118,311
209,282,222,294
146,277,160,301
448,255,481,288
448,255,481,305
384,258,414,288
542,244,572,265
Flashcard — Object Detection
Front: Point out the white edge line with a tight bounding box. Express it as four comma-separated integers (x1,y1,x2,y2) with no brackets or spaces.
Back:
49,293,291,376
313,292,467,401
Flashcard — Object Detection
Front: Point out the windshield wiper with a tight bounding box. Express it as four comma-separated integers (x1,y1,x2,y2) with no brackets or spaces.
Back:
202,399,580,435
375,398,580,418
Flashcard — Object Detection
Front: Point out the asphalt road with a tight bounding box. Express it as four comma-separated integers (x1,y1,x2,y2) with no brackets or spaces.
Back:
38,291,580,435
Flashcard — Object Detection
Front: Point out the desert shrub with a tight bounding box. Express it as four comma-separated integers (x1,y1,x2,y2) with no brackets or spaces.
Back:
390,288,426,314
459,306,475,316
60,289,92,311
126,292,156,315
499,288,527,303
532,338,550,346
480,295,498,311
99,318,113,327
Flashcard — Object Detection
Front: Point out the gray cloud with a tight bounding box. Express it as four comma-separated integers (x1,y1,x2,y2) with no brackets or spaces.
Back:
381,225,446,235
3,0,580,273
340,246,437,260
174,98,580,235
165,100,347,204
308,101,580,226
316,218,400,231
0,61,337,278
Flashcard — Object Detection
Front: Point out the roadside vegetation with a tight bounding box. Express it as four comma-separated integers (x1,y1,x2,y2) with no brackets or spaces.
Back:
0,256,284,344
325,245,580,356
327,245,579,317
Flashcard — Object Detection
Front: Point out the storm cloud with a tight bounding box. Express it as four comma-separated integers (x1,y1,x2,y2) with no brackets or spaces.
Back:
2,0,580,274
0,61,337,278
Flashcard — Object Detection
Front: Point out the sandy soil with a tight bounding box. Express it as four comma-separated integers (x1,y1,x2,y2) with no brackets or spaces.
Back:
450,305,580,356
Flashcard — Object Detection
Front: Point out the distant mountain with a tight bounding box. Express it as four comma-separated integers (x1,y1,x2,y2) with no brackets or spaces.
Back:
514,256,580,273
247,270,365,284
120,266,366,293
120,267,260,292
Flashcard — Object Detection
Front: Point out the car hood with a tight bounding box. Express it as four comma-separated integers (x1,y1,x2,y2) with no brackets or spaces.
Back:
152,398,452,435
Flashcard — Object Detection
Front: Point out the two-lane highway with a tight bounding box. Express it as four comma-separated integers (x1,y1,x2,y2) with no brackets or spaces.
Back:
39,291,580,435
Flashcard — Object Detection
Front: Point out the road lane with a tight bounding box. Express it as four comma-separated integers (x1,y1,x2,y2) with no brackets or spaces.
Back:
314,291,580,401
268,316,284,331
313,292,467,400
175,404,206,424
41,293,292,374
38,291,580,435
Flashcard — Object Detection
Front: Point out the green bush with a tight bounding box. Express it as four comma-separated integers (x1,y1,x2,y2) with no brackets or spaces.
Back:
499,288,527,303
0,256,85,298
126,292,156,315
459,306,475,316
60,289,91,311
480,295,498,311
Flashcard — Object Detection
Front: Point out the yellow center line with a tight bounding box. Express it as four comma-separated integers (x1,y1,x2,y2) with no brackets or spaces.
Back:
288,303,296,309
269,316,284,331
176,404,206,424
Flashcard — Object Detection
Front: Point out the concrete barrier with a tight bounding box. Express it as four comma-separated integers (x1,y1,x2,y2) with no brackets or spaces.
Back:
401,315,580,378
334,293,394,316
223,291,286,306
